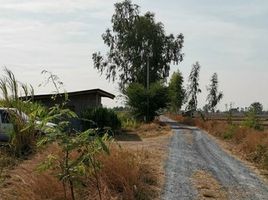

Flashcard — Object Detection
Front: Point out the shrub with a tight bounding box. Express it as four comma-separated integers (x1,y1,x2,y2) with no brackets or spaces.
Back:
117,111,140,129
243,110,263,130
125,82,169,122
223,125,237,140
81,107,121,131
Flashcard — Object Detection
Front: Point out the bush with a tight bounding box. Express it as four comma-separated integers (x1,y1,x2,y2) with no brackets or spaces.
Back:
223,125,237,140
81,107,121,131
125,82,169,122
243,110,263,130
117,111,140,129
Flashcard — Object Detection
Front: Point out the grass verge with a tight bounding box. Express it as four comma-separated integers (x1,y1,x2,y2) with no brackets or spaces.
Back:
0,119,170,200
169,114,268,174
0,143,159,200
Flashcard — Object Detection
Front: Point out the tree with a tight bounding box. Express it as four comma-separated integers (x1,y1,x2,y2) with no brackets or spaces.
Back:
125,82,168,121
249,102,263,114
168,70,185,113
206,73,223,112
92,0,184,90
185,62,201,115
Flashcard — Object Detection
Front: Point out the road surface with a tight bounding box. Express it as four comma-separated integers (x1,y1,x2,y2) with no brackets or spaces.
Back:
161,116,268,200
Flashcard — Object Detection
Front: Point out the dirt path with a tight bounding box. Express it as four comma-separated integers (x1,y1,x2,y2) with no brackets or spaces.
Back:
161,116,268,200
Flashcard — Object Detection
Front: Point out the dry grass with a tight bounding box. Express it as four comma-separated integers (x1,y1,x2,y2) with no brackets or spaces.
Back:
115,121,172,199
96,147,159,200
0,144,65,200
132,120,170,138
0,143,160,200
191,170,227,200
170,114,268,173
0,121,171,200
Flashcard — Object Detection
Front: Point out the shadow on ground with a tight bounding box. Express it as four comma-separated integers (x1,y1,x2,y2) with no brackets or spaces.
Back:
163,121,199,131
115,132,142,141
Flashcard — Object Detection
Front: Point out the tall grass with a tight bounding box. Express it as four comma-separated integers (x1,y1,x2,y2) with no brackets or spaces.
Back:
0,68,46,157
0,145,158,200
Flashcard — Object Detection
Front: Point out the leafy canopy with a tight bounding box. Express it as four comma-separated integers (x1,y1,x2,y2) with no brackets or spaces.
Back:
125,82,168,121
249,102,263,114
92,0,184,90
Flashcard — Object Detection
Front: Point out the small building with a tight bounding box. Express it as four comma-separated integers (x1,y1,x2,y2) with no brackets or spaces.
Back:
23,89,115,116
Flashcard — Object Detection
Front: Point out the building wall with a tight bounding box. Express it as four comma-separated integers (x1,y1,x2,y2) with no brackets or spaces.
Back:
35,93,102,116
68,93,101,115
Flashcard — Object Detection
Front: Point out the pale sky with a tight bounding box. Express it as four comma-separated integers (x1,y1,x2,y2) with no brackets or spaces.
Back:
0,0,267,110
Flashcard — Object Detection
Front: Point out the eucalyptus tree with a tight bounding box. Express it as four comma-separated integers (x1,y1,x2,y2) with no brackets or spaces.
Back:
185,62,201,115
206,73,223,112
92,0,184,90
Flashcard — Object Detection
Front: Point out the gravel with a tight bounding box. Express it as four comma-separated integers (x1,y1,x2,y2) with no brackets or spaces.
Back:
161,116,268,200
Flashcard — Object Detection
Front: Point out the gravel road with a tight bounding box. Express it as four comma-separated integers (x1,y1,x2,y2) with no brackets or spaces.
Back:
161,116,268,200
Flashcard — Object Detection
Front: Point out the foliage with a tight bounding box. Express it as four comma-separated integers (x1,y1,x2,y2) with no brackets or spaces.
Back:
0,68,47,157
243,109,263,130
223,124,237,140
185,62,201,115
125,82,168,121
206,73,223,112
168,70,185,113
249,102,263,114
81,107,121,131
117,111,140,129
92,0,184,90
37,94,111,200
112,106,127,112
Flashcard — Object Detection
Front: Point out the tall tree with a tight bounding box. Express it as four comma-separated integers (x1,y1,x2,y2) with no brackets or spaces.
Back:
168,70,185,113
206,73,223,112
186,62,201,114
249,102,263,114
92,0,184,90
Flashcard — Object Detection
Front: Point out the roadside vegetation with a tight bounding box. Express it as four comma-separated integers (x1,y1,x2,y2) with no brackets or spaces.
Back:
0,67,168,200
169,113,268,173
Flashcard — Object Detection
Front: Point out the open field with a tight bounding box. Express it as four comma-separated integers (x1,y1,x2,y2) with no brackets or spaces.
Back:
206,114,268,128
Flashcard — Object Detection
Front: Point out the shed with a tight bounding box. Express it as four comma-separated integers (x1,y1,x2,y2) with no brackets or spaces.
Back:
22,89,115,116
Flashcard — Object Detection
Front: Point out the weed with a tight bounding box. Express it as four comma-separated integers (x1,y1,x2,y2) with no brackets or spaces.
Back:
223,125,237,140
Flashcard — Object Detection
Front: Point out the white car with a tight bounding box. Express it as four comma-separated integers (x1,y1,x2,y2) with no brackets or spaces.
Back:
0,108,55,142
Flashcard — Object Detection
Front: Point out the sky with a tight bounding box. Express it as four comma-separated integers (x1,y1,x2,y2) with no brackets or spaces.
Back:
0,0,267,110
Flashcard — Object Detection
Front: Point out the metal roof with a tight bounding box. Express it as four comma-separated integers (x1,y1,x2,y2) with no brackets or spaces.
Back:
21,88,115,100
